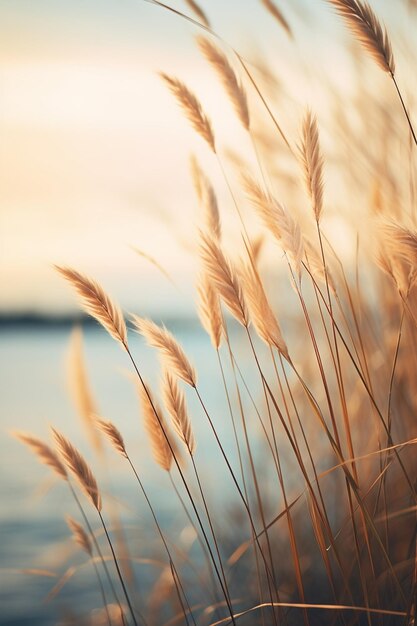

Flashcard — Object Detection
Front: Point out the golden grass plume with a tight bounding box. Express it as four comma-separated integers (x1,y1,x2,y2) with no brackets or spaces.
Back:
96,418,127,458
260,0,292,38
162,371,196,455
240,261,289,358
68,327,102,454
138,383,173,472
52,428,102,511
184,0,211,28
160,73,216,153
55,266,127,346
242,174,304,279
190,155,221,240
66,515,92,556
197,36,250,131
299,110,324,222
196,272,224,349
199,232,248,326
13,431,68,480
328,0,395,74
132,316,197,387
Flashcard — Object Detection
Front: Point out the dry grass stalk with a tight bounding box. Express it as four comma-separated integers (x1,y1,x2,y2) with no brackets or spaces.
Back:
197,36,250,131
160,73,216,153
242,174,304,278
196,272,224,349
132,317,197,387
304,240,336,293
131,247,176,287
52,429,102,511
260,0,292,38
13,431,68,480
190,155,221,240
240,261,289,358
66,515,92,556
68,328,102,453
184,0,211,28
199,232,248,326
328,0,395,74
96,418,127,458
162,371,196,455
138,383,173,472
55,266,127,346
299,111,324,222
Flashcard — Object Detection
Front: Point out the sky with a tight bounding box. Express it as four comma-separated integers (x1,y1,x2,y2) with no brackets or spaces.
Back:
0,0,411,316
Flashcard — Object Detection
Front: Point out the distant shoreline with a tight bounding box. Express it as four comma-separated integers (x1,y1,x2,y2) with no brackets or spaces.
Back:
0,312,201,330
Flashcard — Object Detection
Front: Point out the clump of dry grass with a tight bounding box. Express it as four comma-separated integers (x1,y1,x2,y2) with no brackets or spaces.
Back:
16,2,417,624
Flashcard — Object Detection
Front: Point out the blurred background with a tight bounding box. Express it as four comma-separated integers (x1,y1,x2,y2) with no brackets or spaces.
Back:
1,0,416,623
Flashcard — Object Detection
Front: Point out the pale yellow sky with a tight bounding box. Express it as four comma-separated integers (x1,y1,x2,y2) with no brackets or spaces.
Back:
0,0,410,314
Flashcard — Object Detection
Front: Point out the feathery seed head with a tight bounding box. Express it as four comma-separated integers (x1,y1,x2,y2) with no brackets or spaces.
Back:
184,0,211,28
328,0,395,74
55,266,127,347
190,156,221,240
68,327,102,453
199,232,248,326
66,516,92,556
299,110,324,222
132,316,197,387
13,431,68,480
138,383,173,472
160,73,216,153
197,36,250,131
196,272,224,349
162,371,196,455
242,174,304,279
52,428,102,511
96,418,127,458
240,261,289,358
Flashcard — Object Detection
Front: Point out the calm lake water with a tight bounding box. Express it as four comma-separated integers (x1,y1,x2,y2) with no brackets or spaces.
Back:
0,320,271,625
